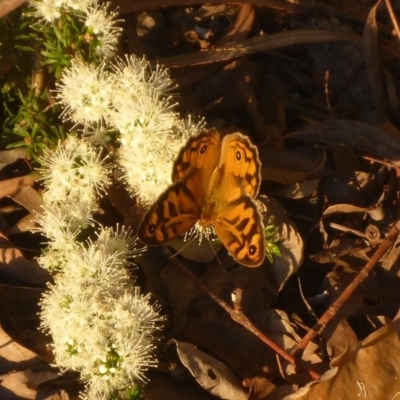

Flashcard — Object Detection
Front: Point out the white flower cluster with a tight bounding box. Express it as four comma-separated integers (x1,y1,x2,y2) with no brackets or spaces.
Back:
39,226,163,397
29,0,121,58
55,56,204,207
37,138,164,398
36,135,109,258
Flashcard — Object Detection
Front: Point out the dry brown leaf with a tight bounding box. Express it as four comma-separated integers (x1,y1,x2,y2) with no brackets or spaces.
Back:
158,30,360,68
0,324,48,374
323,203,369,216
319,173,367,208
291,120,400,166
321,318,359,359
0,149,26,171
183,317,277,378
11,186,43,216
271,179,320,200
171,339,248,400
282,319,400,399
0,370,59,400
5,212,38,235
0,232,50,285
160,259,203,329
0,284,50,361
143,376,216,400
0,174,38,200
0,0,26,19
116,0,308,15
246,376,276,400
259,147,326,186
362,0,387,119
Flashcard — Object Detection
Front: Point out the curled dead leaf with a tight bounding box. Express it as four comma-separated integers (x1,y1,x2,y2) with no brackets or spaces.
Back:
171,339,248,400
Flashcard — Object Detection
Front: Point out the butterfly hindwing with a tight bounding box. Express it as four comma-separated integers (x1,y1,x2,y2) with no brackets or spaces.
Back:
138,181,200,245
213,195,265,267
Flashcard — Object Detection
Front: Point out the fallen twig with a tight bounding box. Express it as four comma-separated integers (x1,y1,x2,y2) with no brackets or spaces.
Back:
291,219,400,356
385,0,400,42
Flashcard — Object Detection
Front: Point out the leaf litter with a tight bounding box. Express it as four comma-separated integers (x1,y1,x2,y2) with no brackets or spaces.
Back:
2,1,400,399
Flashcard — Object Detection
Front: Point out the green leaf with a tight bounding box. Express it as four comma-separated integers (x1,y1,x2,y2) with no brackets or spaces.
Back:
41,50,59,58
6,140,28,149
14,45,35,52
41,58,59,65
13,125,29,138
31,122,38,137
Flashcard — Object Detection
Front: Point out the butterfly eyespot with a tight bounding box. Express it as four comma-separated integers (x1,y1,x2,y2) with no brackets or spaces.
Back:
200,144,208,155
235,150,242,162
148,224,157,234
249,245,257,255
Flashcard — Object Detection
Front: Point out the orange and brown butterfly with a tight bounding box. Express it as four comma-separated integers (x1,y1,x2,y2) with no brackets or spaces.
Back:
137,128,265,267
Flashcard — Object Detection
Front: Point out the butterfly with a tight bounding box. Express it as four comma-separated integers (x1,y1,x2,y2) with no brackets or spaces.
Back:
137,129,265,267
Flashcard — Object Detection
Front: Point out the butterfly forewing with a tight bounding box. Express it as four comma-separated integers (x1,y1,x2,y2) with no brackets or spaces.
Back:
213,195,265,267
218,132,261,200
172,130,221,201
138,181,200,245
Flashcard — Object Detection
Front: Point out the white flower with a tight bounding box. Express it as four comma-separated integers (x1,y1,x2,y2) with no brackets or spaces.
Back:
174,114,206,138
110,58,178,142
112,56,175,97
93,225,142,265
84,290,163,393
37,241,80,272
29,0,62,22
38,136,111,202
80,387,112,400
84,2,122,58
65,0,92,12
29,0,93,22
112,93,178,145
82,126,114,146
36,199,96,243
106,56,208,205
40,255,163,394
117,119,204,206
117,135,180,206
56,61,114,127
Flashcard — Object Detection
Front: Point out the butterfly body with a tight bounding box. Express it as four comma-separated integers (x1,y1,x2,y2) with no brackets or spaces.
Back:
138,129,265,267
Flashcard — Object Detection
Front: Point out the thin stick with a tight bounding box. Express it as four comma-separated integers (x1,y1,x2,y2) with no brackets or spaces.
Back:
168,252,321,380
385,0,400,42
291,220,400,356
324,70,335,119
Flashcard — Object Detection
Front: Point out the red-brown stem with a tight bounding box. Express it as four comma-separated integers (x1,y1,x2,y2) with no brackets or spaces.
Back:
292,220,400,355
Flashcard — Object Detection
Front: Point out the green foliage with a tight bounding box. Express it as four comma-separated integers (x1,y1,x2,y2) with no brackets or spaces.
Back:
3,86,65,161
109,385,141,400
263,224,282,263
0,4,103,159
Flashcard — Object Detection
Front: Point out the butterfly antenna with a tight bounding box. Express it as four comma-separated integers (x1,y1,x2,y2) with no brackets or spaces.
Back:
205,235,223,267
167,235,198,259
